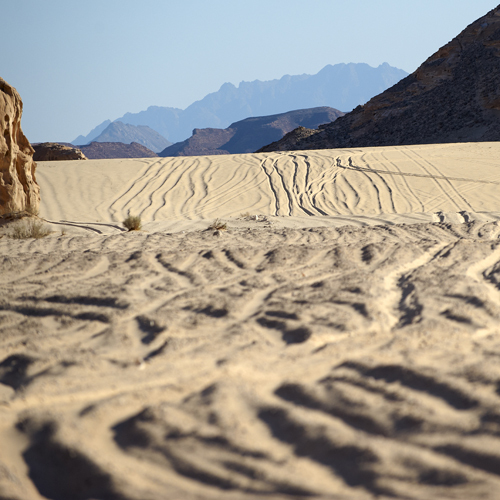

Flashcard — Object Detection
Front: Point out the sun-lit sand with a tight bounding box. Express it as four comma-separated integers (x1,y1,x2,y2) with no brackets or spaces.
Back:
35,142,500,232
2,143,500,499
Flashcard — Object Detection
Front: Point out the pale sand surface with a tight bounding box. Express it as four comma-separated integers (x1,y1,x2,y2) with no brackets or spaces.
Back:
1,143,500,499
35,142,500,233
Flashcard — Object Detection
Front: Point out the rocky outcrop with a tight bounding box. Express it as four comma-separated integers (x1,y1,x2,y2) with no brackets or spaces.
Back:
0,78,40,214
259,5,500,152
161,107,344,157
33,143,87,161
256,127,318,153
77,142,158,159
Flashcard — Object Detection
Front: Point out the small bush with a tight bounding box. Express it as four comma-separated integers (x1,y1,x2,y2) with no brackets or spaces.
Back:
10,219,51,239
123,215,142,231
208,218,227,231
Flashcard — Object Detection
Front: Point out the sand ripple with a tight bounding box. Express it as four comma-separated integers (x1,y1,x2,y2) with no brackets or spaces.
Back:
2,221,500,498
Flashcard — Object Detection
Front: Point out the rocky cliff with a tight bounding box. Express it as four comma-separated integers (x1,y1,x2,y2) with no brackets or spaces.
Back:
161,107,343,157
0,78,40,214
259,5,500,152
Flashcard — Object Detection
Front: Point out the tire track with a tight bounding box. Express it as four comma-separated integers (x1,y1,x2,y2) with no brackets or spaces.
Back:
400,149,463,211
370,150,424,212
381,241,450,331
347,156,396,213
260,157,282,216
407,148,475,211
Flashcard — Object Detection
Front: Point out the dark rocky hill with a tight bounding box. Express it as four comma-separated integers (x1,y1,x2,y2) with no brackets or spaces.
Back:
74,63,407,145
160,107,343,157
77,142,158,159
259,5,500,152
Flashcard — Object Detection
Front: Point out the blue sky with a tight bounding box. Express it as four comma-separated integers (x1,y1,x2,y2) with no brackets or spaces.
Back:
2,0,497,143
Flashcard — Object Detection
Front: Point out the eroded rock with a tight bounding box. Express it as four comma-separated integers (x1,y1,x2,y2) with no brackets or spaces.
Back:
0,78,40,214
33,142,87,161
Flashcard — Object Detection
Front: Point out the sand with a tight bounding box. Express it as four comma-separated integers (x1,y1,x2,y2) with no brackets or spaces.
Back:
1,143,500,499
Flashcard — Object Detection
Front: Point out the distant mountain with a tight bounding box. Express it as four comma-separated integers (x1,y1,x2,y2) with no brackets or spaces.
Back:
77,142,158,159
259,6,500,152
74,63,408,145
74,122,171,153
72,120,111,145
90,122,171,152
160,107,344,157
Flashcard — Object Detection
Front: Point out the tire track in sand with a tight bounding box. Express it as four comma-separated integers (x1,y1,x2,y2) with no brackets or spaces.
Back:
400,148,473,211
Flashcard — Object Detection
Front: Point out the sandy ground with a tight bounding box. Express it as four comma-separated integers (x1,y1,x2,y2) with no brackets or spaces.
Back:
1,143,500,499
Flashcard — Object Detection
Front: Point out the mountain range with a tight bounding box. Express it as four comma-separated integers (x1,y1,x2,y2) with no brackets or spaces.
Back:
73,63,408,146
160,107,343,157
259,6,500,152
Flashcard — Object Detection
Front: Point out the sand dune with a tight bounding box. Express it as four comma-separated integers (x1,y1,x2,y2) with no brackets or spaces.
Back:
35,142,500,234
2,144,500,499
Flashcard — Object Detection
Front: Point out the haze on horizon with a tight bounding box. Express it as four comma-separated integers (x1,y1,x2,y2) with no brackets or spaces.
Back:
3,0,498,143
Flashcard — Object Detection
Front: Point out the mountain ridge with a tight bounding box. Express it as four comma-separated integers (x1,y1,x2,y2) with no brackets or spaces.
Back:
160,107,343,157
73,62,408,145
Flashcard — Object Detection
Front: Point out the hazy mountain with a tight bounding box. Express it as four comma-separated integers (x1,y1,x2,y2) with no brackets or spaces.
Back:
72,119,111,145
259,6,500,152
160,107,344,157
86,121,171,153
78,141,158,159
74,63,408,145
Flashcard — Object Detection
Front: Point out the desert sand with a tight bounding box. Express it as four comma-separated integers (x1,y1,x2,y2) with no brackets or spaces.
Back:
2,143,500,499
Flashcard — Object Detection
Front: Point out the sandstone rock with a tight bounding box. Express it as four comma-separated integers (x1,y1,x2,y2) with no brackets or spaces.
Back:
33,142,87,161
0,78,40,214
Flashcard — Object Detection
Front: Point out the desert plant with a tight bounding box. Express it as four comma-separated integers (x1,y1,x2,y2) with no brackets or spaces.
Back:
208,218,227,231
123,214,142,231
10,218,51,239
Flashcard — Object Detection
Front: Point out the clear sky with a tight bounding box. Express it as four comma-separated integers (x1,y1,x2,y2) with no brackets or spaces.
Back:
2,0,498,143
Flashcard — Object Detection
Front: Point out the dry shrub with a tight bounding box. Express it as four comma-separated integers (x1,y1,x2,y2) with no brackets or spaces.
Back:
208,218,227,231
10,218,51,239
123,215,142,231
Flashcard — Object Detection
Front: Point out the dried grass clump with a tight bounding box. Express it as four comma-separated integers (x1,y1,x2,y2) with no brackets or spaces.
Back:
123,215,142,231
208,218,227,231
10,218,51,239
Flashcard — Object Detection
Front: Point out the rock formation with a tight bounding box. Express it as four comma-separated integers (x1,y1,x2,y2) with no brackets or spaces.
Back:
77,141,158,159
259,5,500,152
33,143,87,161
161,107,344,157
0,78,40,214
